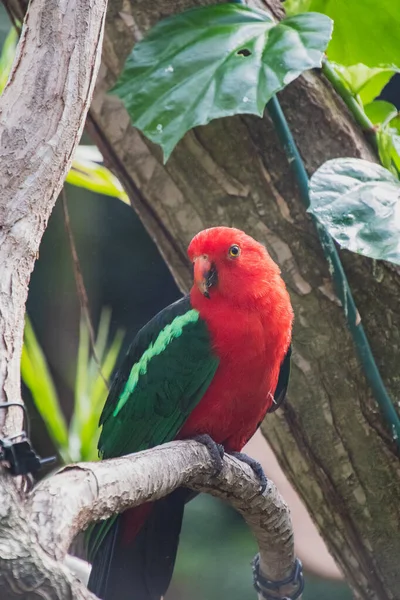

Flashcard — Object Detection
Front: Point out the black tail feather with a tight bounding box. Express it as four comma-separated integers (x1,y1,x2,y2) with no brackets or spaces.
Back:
88,489,189,600
88,517,120,598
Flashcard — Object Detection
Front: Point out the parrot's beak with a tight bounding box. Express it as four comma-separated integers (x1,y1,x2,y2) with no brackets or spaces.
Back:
193,255,218,299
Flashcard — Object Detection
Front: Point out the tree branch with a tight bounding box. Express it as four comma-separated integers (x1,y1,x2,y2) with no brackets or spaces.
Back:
0,0,107,433
0,0,107,597
24,440,298,600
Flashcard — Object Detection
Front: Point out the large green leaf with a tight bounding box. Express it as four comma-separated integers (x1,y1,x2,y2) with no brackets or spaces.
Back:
283,0,400,68
330,63,399,106
309,158,400,265
113,4,332,160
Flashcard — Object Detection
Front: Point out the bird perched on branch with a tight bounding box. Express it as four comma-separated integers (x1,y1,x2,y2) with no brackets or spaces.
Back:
87,226,293,600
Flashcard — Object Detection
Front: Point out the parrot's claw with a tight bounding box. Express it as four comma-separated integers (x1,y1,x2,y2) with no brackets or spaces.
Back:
228,451,268,493
192,434,225,474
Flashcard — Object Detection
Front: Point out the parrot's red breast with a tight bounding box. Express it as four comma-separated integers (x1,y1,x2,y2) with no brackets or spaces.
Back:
179,226,293,450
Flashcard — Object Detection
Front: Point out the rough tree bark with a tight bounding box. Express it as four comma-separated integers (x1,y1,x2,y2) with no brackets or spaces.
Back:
0,0,108,597
79,1,399,599
1,436,300,600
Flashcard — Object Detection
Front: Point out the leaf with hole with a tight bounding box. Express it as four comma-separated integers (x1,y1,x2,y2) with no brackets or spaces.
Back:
113,4,332,160
308,158,400,265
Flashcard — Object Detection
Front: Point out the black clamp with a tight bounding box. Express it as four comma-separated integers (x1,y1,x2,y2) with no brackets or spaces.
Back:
0,403,56,476
252,554,304,600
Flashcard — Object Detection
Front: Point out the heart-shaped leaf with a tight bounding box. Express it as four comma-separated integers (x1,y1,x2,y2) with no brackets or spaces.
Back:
308,158,400,265
113,4,332,160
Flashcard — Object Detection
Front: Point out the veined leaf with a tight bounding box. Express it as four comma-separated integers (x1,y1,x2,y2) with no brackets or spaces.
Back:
113,4,332,160
283,0,400,68
309,158,400,265
375,129,397,173
329,63,399,106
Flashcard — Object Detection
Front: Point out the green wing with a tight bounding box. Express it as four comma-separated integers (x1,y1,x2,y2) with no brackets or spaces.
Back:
98,295,219,459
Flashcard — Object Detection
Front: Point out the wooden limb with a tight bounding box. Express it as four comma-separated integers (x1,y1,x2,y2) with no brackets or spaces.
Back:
25,440,299,600
0,0,108,433
0,0,108,597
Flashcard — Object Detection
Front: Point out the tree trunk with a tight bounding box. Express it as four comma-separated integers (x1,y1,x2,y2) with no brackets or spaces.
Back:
85,1,400,599
0,0,108,597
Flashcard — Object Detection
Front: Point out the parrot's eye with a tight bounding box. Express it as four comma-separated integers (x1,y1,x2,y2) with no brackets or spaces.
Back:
228,244,241,258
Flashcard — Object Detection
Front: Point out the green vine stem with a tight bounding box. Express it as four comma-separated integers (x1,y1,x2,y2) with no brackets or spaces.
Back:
267,95,400,450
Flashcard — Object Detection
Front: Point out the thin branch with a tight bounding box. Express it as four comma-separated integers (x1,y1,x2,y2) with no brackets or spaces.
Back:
28,440,300,599
61,188,108,390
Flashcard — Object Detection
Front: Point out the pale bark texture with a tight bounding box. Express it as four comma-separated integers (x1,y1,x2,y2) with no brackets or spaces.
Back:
0,439,299,600
31,441,299,598
0,0,108,597
81,1,400,599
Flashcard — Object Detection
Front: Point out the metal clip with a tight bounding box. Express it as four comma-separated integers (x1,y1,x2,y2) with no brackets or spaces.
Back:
0,402,56,476
252,554,304,600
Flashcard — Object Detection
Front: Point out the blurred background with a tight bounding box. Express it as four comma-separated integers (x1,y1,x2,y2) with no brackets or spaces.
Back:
3,5,399,599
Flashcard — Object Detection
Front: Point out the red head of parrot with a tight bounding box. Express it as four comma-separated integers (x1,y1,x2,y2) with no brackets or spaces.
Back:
188,226,288,311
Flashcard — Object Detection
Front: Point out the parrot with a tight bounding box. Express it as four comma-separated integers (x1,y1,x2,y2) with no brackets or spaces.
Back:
87,226,293,600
